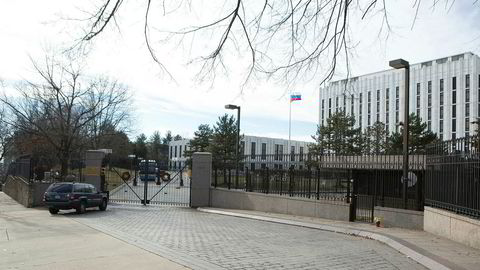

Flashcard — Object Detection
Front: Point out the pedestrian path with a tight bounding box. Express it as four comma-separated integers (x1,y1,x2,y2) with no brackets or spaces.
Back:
198,207,480,270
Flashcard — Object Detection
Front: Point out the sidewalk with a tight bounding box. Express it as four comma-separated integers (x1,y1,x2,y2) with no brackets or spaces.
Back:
0,192,189,270
198,207,480,270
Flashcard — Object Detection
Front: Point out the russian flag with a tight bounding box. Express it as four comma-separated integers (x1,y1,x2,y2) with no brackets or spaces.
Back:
290,93,301,102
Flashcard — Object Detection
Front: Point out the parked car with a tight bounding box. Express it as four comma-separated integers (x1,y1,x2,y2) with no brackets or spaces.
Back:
43,182,108,214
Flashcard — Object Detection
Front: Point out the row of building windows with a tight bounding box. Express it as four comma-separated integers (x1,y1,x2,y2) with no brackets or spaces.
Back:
321,74,479,136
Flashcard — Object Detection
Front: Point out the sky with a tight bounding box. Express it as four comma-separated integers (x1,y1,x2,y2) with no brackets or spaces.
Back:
0,0,479,143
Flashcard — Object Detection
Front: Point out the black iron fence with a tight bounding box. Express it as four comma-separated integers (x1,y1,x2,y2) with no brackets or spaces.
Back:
426,136,480,218
212,153,425,209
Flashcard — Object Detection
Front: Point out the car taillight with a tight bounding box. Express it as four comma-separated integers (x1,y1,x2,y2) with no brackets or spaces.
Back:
67,194,75,200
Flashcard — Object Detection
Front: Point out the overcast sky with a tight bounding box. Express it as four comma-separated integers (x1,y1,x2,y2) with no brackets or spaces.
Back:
1,0,479,142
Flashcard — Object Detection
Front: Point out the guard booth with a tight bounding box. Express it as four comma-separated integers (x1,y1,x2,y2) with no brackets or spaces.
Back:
84,149,112,193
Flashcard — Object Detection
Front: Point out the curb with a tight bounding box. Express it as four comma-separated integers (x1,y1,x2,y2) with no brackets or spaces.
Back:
197,208,452,270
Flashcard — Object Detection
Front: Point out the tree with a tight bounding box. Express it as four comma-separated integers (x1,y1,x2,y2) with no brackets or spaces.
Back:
311,111,363,155
185,124,213,158
173,134,183,141
133,133,148,159
162,131,173,145
0,54,131,177
363,121,388,155
78,1,465,87
386,113,438,154
0,106,13,161
210,114,241,168
148,131,163,161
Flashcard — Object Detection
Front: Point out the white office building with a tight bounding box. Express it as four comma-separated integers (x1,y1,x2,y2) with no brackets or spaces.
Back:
168,135,311,170
168,139,190,169
319,52,480,140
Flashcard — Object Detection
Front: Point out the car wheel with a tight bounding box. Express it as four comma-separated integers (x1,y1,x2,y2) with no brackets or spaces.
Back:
48,208,59,215
76,201,86,214
99,199,107,211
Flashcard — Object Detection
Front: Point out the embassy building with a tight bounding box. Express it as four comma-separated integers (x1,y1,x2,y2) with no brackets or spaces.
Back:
319,52,480,140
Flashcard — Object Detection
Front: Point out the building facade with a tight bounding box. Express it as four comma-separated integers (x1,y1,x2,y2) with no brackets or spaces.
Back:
168,139,190,169
168,135,311,170
319,52,480,140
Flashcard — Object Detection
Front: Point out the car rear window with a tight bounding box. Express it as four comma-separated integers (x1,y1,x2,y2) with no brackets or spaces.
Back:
47,184,72,193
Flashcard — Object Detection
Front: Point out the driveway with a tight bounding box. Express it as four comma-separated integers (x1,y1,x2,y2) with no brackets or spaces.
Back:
0,192,189,270
69,203,427,270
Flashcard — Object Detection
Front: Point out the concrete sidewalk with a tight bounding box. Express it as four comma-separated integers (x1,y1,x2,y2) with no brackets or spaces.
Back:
0,192,189,270
198,207,480,270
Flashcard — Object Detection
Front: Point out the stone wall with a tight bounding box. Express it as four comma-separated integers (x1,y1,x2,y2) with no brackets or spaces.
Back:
374,206,424,230
424,206,480,250
210,188,351,221
3,176,51,208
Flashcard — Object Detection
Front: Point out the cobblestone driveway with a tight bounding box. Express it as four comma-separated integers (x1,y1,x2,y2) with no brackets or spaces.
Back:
69,205,426,270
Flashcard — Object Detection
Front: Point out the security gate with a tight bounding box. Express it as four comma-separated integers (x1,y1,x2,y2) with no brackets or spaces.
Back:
106,162,191,207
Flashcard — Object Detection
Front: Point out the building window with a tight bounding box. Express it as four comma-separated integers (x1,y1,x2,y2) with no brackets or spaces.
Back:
395,86,399,98
466,103,470,117
452,119,456,132
336,96,339,112
440,107,444,119
452,105,456,118
440,92,444,106
439,120,443,133
416,83,420,95
321,99,325,124
452,76,456,90
274,144,280,160
466,74,470,89
174,146,177,157
350,94,354,116
428,108,432,120
251,142,256,159
452,91,457,104
439,79,443,92
290,146,295,161
465,118,470,132
179,145,182,158
170,146,173,159
329,98,332,117
299,147,304,161
466,89,470,103
240,141,245,155
261,143,267,160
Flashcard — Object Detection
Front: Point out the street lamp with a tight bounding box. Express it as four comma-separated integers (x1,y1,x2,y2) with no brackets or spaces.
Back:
225,104,241,188
389,58,410,209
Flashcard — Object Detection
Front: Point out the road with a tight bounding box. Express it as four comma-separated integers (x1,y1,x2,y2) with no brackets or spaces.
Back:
70,204,426,270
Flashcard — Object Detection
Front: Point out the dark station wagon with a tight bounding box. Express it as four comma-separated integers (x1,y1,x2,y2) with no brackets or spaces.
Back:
43,182,108,214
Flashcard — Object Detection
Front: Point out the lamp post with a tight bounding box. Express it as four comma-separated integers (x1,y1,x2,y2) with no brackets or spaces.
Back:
225,104,241,188
390,58,410,209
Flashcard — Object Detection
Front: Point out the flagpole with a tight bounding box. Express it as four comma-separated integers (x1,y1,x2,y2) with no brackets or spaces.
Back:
288,96,291,167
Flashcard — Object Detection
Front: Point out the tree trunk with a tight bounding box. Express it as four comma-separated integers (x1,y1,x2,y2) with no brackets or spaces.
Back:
60,151,70,180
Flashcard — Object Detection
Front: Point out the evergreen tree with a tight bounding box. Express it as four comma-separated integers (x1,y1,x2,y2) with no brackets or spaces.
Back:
185,124,213,157
311,111,363,155
210,114,241,168
133,133,148,159
149,131,162,161
386,113,438,154
162,131,173,145
364,121,389,154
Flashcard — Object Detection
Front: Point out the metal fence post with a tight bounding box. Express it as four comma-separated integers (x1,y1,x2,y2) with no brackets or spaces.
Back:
228,169,231,190
316,167,320,200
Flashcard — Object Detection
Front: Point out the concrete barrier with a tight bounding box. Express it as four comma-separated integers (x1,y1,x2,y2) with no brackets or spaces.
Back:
210,188,350,221
424,206,480,250
3,176,51,208
374,206,424,230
